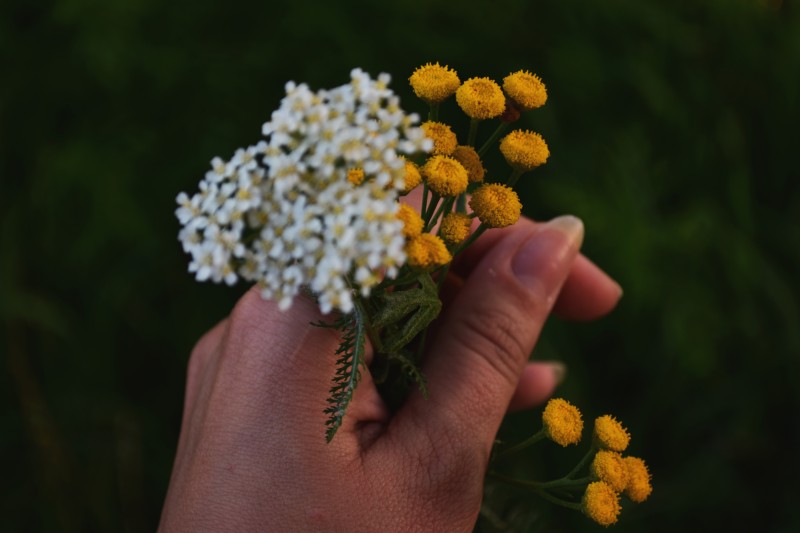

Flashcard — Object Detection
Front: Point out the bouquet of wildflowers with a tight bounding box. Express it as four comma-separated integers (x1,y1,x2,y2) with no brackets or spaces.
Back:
176,63,651,526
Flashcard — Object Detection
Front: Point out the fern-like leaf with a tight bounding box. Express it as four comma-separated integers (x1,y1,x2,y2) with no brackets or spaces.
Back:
323,305,367,442
388,351,429,398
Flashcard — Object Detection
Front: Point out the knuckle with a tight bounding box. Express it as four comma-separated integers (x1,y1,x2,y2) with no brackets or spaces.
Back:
456,304,531,386
187,319,228,378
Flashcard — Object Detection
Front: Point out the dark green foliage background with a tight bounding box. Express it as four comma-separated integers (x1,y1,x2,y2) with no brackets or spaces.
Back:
2,0,798,531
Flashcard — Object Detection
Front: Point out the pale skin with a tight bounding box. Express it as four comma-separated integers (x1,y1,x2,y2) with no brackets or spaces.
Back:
159,213,622,532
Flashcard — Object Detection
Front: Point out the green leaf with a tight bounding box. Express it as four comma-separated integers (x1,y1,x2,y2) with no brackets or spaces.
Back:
388,351,428,399
323,305,367,443
373,272,442,353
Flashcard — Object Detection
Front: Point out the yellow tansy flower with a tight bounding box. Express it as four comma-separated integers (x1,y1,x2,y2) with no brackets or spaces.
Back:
451,145,485,183
409,62,461,104
499,130,550,171
400,159,422,195
503,70,548,111
406,233,452,269
422,155,469,197
439,212,472,245
582,481,621,527
591,450,629,493
421,121,458,156
623,456,653,503
347,168,365,186
468,183,522,228
541,398,583,446
593,415,631,452
456,77,506,120
396,203,424,238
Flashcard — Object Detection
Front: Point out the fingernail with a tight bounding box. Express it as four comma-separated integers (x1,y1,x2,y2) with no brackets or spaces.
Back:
543,361,567,385
542,215,585,248
613,280,624,299
511,215,584,291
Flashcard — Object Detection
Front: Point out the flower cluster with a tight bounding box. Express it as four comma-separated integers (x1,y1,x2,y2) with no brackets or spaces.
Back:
495,398,653,527
177,62,646,529
394,62,552,275
176,69,432,314
176,62,553,444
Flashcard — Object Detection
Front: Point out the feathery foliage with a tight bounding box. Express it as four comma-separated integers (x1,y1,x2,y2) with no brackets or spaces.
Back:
323,305,368,442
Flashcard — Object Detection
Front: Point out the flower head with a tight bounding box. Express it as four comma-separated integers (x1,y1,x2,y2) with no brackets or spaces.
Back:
396,203,424,238
422,155,469,197
541,398,583,446
347,168,365,186
409,62,461,104
456,77,506,120
593,415,631,452
623,456,653,503
503,70,547,111
582,481,621,527
406,233,452,269
591,450,629,493
439,212,472,245
451,145,485,183
469,183,522,228
177,69,432,314
499,130,549,171
400,159,422,195
421,121,458,156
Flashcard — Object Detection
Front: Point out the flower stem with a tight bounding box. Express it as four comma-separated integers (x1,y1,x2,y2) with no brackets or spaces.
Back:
506,168,524,188
429,102,439,122
535,476,592,490
488,472,582,511
422,192,441,226
477,122,510,157
425,196,455,233
451,224,487,257
456,193,467,213
467,118,480,147
565,447,597,480
495,428,546,458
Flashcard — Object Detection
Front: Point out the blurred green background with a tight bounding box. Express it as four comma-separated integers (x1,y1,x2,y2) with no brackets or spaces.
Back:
2,0,798,531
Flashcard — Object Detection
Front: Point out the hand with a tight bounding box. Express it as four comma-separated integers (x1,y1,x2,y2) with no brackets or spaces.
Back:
159,214,621,532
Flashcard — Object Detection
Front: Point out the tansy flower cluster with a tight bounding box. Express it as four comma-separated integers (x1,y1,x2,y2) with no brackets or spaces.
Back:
398,62,552,273
492,398,653,527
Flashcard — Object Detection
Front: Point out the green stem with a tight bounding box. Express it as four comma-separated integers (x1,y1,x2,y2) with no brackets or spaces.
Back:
506,168,524,188
428,102,439,122
533,488,583,511
425,196,455,232
467,118,480,147
456,193,467,213
565,447,597,480
435,262,452,291
496,428,546,458
488,472,582,511
422,192,441,226
477,122,510,157
535,476,592,490
451,224,488,257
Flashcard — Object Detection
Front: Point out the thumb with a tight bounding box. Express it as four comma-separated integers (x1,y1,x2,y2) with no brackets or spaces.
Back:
397,215,584,460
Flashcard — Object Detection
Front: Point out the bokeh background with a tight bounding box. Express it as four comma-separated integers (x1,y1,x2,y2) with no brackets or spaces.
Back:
2,0,798,531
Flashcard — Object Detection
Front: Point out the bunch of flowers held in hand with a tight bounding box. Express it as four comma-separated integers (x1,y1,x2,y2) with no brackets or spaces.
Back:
176,62,651,527
176,63,551,441
490,398,653,527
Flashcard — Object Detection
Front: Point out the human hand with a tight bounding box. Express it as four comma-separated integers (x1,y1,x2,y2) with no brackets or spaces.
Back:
159,214,621,532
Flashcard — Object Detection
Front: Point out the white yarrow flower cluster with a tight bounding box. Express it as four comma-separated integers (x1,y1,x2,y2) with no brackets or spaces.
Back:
176,69,433,314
